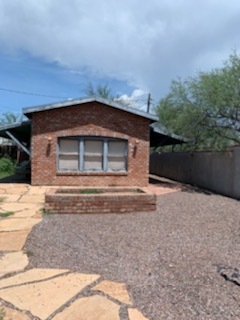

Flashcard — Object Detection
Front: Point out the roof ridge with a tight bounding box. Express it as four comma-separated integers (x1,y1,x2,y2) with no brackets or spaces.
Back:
22,96,158,122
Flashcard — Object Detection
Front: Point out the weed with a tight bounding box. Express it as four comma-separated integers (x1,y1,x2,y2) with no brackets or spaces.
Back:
79,189,102,194
40,208,54,216
0,308,5,320
0,211,14,218
23,249,34,257
57,188,102,194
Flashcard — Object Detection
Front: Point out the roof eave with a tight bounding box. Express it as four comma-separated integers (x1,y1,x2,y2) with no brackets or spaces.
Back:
150,122,190,144
0,120,31,132
23,96,159,122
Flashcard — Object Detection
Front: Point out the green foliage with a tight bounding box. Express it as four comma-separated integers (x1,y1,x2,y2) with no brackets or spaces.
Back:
0,112,23,126
85,82,113,100
84,82,136,107
157,51,240,151
0,156,16,174
0,308,5,320
78,188,102,194
0,211,14,218
40,208,53,216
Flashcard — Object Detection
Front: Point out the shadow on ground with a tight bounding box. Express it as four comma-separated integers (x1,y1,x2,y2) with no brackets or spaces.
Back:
0,174,30,184
149,175,213,195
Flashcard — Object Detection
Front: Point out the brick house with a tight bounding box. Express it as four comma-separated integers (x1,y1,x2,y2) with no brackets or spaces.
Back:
0,97,186,186
23,97,159,186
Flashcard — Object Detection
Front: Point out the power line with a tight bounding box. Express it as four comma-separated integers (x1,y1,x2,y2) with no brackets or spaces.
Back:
0,86,69,99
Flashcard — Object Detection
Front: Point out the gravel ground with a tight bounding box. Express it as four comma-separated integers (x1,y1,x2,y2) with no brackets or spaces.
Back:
25,189,240,320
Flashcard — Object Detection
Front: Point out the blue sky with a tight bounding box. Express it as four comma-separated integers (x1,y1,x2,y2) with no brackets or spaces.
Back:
0,51,134,114
0,0,240,116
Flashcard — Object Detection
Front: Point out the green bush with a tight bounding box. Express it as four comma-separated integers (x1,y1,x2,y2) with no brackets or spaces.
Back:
0,156,15,173
0,308,5,320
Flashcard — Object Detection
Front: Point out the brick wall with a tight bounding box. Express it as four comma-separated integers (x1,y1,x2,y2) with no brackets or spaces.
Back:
45,188,156,214
31,102,150,186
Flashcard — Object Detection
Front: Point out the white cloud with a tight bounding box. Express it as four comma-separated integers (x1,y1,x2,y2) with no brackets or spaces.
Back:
115,88,149,111
0,0,240,99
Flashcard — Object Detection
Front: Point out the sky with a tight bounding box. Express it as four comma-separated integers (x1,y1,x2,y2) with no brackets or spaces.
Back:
0,0,240,115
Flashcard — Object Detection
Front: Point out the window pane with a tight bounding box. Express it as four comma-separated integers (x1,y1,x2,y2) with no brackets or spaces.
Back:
108,141,126,156
59,155,79,170
59,139,78,154
84,140,103,170
108,141,126,171
108,156,125,170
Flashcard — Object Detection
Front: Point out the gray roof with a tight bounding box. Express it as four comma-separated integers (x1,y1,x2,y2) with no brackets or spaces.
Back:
0,121,31,143
23,96,159,122
150,122,190,146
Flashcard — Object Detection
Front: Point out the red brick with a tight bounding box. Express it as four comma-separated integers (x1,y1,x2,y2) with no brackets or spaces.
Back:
45,188,156,214
31,102,150,186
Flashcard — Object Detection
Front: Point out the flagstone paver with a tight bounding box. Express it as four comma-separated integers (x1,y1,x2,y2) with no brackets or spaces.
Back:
2,183,28,188
27,187,50,195
0,218,42,232
18,194,45,203
0,268,69,289
12,209,38,218
5,187,29,194
0,183,152,320
0,306,31,320
92,280,132,305
0,194,21,202
52,295,120,320
0,272,100,319
128,308,149,320
0,251,28,277
0,202,42,212
0,230,29,251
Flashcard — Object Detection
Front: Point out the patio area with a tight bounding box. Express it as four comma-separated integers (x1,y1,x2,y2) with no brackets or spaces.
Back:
26,181,240,319
0,177,239,319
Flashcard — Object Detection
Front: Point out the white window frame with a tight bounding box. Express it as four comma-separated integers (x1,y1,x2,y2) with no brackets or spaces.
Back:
57,137,128,172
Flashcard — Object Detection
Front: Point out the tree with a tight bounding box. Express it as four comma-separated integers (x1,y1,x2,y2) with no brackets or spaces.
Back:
84,82,113,100
84,82,137,107
0,112,23,127
157,52,240,151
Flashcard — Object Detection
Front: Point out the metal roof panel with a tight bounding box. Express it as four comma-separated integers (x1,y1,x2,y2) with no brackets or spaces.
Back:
23,96,159,122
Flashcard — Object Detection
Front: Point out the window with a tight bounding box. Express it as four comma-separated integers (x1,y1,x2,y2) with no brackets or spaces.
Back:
108,141,126,171
84,140,103,170
58,139,79,171
58,137,127,172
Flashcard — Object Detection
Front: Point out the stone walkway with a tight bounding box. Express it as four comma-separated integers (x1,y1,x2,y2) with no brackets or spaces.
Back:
0,183,156,320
